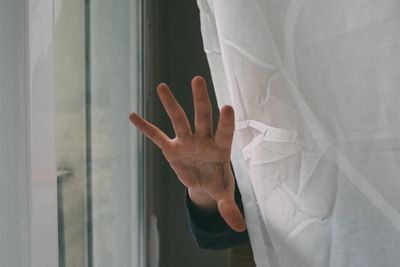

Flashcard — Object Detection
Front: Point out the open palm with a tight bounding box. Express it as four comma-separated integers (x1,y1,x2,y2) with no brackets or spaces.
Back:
129,76,246,232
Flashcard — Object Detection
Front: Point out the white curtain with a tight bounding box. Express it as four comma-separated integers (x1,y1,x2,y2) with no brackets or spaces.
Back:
197,1,400,266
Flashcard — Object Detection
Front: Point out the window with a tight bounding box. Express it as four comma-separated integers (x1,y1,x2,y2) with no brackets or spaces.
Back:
0,0,145,266
54,0,144,266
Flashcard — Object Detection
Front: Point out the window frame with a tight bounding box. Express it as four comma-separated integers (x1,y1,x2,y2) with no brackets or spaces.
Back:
24,0,148,266
26,0,59,265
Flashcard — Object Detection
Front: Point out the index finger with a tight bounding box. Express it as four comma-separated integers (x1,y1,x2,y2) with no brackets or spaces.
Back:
129,112,170,149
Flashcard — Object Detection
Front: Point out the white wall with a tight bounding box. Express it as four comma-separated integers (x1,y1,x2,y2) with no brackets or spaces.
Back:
0,0,59,266
0,1,87,266
0,1,30,266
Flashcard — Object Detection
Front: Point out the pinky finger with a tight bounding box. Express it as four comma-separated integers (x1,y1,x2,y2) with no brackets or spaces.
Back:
129,112,170,149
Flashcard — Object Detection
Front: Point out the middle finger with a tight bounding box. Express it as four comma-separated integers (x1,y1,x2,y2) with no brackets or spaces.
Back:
192,76,213,137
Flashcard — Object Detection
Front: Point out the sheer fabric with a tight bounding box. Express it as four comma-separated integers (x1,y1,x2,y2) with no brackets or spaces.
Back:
196,1,400,266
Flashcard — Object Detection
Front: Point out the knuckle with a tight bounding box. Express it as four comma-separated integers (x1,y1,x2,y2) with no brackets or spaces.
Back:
197,110,211,119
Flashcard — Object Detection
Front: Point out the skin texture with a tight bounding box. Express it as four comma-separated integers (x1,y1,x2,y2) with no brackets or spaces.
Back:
129,75,246,232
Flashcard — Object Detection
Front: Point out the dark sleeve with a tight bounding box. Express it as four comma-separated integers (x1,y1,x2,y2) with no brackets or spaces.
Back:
184,179,250,250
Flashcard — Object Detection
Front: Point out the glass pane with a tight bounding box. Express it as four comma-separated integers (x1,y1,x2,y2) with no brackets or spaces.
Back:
54,0,142,266
90,0,142,266
54,0,87,265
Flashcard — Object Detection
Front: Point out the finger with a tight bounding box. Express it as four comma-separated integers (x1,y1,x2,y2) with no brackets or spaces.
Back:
192,76,213,137
129,112,170,149
207,163,246,232
215,105,234,149
157,83,192,138
218,197,246,232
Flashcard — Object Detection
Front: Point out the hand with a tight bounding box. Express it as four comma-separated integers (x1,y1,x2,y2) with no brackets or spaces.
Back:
129,76,246,232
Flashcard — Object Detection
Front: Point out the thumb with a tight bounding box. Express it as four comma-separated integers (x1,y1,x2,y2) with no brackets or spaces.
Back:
217,197,247,232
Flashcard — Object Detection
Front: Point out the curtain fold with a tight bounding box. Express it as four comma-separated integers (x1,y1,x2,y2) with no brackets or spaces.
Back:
197,1,400,266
